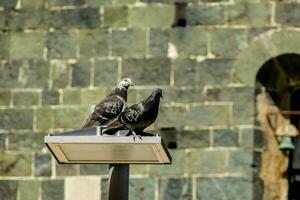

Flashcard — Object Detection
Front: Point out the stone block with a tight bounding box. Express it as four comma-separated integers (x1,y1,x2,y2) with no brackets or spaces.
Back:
48,0,84,7
213,128,238,147
247,27,276,42
159,178,192,200
0,91,11,106
47,31,77,59
233,101,255,125
130,165,148,175
197,177,252,200
174,58,197,86
71,60,91,87
0,33,9,59
79,164,108,175
35,152,52,177
78,29,109,58
112,29,146,56
56,164,79,176
162,88,204,103
0,180,18,200
8,133,45,151
86,0,136,6
13,91,39,106
63,89,81,105
0,152,32,176
0,109,33,129
0,133,5,150
81,88,107,105
42,90,60,105
206,86,254,103
65,177,100,200
21,0,45,9
228,3,271,26
53,107,89,129
10,32,45,59
156,106,187,128
129,178,155,200
186,5,225,25
276,3,300,27
241,128,265,148
170,27,207,56
210,29,245,58
94,59,118,86
186,149,227,174
50,8,100,29
36,108,54,130
128,5,175,28
51,60,70,89
228,151,253,174
122,58,171,85
149,149,185,176
187,105,230,127
104,6,128,27
0,0,17,9
149,29,169,56
8,10,49,31
42,180,64,200
19,180,40,200
178,130,210,148
198,59,233,86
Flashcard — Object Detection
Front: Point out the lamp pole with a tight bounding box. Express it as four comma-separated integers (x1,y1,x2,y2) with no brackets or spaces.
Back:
108,164,129,200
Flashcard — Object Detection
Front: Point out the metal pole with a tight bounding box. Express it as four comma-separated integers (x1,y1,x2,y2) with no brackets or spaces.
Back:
108,164,129,200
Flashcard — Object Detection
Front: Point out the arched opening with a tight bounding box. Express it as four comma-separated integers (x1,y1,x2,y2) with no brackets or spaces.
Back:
256,53,300,200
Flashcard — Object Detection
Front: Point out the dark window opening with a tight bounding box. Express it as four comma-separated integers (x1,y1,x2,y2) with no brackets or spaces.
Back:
173,3,187,27
159,127,177,149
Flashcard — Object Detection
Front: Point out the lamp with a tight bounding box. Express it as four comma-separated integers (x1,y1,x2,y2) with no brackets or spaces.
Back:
278,124,295,151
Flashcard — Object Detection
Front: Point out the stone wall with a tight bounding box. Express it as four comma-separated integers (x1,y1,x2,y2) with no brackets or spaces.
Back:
0,0,299,199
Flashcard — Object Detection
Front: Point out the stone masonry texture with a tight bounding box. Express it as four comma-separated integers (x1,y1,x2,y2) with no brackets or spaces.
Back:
0,0,299,199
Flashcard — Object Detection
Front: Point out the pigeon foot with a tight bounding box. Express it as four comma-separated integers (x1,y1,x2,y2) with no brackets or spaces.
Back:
132,131,143,141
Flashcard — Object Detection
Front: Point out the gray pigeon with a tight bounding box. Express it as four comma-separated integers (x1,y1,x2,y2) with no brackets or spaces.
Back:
82,78,133,128
106,88,163,140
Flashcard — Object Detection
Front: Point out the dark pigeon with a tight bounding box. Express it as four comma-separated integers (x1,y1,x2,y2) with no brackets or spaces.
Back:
82,78,133,128
106,88,163,140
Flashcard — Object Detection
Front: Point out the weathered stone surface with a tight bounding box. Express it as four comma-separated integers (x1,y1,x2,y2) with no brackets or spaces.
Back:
10,32,45,59
21,0,45,9
228,151,253,174
130,165,148,175
0,0,17,9
79,164,108,175
187,105,230,127
247,27,275,42
36,108,53,130
156,106,187,128
94,59,118,86
51,60,70,88
178,130,210,148
65,177,101,200
47,31,77,59
53,107,89,129
197,177,252,200
187,149,227,174
35,152,52,177
0,133,6,150
122,58,171,85
19,180,39,200
174,58,197,86
71,60,91,87
198,59,233,86
13,91,39,106
42,180,64,200
78,29,109,58
170,27,207,56
213,128,238,147
0,152,32,176
48,0,84,7
150,149,185,176
86,0,135,6
149,29,169,56
228,3,271,26
63,89,81,105
104,6,128,27
206,86,254,103
186,5,225,25
159,178,192,200
42,90,60,105
129,5,175,28
0,91,11,106
210,29,245,58
276,3,300,27
0,109,33,129
112,29,146,56
8,10,49,30
50,8,100,29
0,180,18,200
129,178,155,199
56,164,79,176
0,33,9,59
8,133,45,151
81,88,107,105
0,60,49,89
162,88,204,103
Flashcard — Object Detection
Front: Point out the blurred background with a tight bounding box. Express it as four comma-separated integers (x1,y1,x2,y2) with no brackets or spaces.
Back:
0,0,300,199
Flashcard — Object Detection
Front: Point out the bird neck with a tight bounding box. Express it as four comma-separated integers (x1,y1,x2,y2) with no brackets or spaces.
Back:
112,87,128,101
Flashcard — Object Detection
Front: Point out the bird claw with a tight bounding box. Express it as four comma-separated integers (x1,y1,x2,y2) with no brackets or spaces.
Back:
133,135,143,142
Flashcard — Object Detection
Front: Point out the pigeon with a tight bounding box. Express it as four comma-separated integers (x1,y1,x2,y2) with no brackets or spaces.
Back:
82,78,133,128
106,88,163,140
